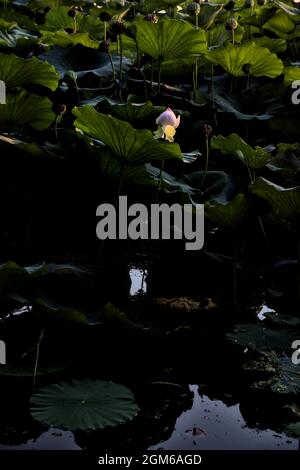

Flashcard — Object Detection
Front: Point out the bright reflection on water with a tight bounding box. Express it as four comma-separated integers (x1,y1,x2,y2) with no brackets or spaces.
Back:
150,385,299,450
257,304,276,321
129,267,147,296
0,428,80,450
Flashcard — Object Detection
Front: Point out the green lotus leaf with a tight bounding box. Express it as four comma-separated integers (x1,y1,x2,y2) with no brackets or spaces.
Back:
42,6,103,39
204,193,251,226
274,0,300,17
0,261,29,291
266,142,300,179
136,18,207,63
284,65,300,86
209,92,279,121
0,53,59,91
285,422,300,436
39,44,130,78
227,323,296,351
73,106,183,164
0,364,66,377
263,11,296,37
40,30,99,48
30,379,139,431
253,36,287,53
0,91,55,131
0,18,17,31
34,298,87,324
205,42,283,78
211,133,273,169
207,23,245,47
96,148,159,187
98,100,165,126
249,176,300,218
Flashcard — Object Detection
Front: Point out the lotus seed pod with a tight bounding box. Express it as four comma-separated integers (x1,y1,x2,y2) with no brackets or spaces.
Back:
187,2,201,13
225,17,238,30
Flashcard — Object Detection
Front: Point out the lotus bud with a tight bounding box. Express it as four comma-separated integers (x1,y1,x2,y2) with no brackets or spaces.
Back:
67,7,78,18
99,12,111,22
202,123,213,138
52,104,67,116
144,13,159,23
154,108,180,143
110,20,126,35
225,17,238,30
187,2,201,14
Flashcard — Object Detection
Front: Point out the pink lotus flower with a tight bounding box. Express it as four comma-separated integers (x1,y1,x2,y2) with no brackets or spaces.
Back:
154,108,180,143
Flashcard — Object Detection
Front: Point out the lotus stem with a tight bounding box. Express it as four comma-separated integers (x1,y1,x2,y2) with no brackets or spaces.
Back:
232,28,235,45
54,115,59,141
33,328,44,392
233,237,237,305
155,160,165,202
194,58,198,102
158,60,162,93
119,33,123,79
195,12,199,30
151,59,154,91
199,135,210,192
73,15,77,34
108,51,116,81
211,66,215,107
104,21,107,42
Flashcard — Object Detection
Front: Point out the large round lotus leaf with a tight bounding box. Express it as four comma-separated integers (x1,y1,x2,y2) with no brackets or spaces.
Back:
73,106,183,164
205,42,283,78
135,18,207,63
0,53,59,91
0,91,55,131
30,380,139,431
249,176,300,218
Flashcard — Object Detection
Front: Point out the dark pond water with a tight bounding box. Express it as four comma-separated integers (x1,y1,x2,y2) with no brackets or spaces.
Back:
0,385,297,451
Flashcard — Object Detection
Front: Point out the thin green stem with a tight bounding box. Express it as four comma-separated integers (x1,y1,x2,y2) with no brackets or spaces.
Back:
119,33,123,79
54,115,59,141
199,136,210,192
154,160,165,202
233,237,237,305
158,60,162,93
108,51,116,81
33,328,44,392
151,60,154,91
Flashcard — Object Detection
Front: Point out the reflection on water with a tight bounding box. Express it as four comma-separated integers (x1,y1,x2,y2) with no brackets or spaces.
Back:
0,428,80,450
257,304,276,321
129,267,147,296
150,385,299,450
